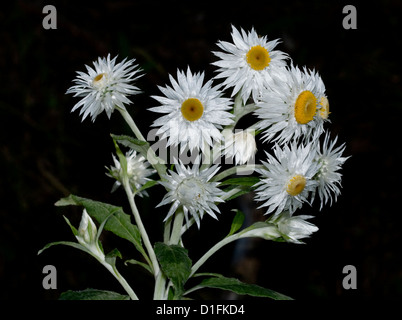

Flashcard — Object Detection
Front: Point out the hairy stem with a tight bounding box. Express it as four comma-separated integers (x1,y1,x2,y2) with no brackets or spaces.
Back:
101,261,139,300
123,179,160,276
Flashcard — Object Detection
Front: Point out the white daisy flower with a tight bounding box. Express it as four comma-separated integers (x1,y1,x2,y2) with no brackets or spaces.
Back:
212,25,288,104
313,132,349,209
222,129,257,165
106,149,155,197
254,64,326,145
149,67,234,153
66,54,142,122
269,211,318,244
157,162,225,228
254,141,320,217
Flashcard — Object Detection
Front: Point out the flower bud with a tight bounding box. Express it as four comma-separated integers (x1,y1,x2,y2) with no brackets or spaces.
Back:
223,129,257,165
273,211,318,244
238,224,281,240
76,209,105,260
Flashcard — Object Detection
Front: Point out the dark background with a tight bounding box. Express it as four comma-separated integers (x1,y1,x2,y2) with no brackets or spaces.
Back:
1,0,401,300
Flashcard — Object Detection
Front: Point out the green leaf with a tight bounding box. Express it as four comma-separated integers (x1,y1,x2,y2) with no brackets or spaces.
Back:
137,179,158,193
220,177,260,201
37,241,90,256
186,274,293,300
55,195,147,259
219,176,260,187
105,248,122,266
154,242,192,299
227,209,245,237
112,138,127,175
125,259,153,275
222,187,250,201
63,216,77,236
111,134,167,177
59,289,130,300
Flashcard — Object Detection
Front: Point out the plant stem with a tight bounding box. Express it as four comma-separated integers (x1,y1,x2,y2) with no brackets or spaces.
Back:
163,217,172,244
101,260,139,300
153,271,167,300
169,209,184,245
123,179,160,276
118,108,146,141
190,233,240,277
118,108,166,178
211,164,264,182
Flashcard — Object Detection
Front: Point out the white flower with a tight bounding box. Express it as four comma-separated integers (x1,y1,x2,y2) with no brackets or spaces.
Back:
66,54,142,122
254,141,320,217
270,211,318,244
76,209,105,260
106,149,155,197
254,64,326,145
149,67,234,153
313,132,349,209
222,129,257,165
212,25,288,104
157,162,225,228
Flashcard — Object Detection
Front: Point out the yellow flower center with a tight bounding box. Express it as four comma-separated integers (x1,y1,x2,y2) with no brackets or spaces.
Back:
246,45,271,71
294,90,317,124
92,73,107,89
181,98,204,121
286,175,306,196
319,96,330,119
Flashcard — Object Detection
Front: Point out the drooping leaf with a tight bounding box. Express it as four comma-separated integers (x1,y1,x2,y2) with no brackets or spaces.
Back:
59,288,130,300
37,241,90,257
124,259,153,275
154,242,192,299
185,274,293,300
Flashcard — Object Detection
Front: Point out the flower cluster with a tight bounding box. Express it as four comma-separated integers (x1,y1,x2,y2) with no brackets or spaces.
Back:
66,26,348,239
47,25,351,300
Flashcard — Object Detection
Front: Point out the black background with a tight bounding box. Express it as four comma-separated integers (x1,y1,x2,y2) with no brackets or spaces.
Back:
1,0,401,300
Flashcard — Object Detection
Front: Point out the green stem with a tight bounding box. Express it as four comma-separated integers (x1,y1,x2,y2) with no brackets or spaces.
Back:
153,271,167,300
118,108,166,178
122,179,160,276
211,164,264,182
190,233,240,277
163,216,173,244
169,209,184,245
101,260,139,300
118,108,146,141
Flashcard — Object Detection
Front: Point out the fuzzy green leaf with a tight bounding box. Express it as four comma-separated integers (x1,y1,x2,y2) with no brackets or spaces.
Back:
59,289,130,300
154,242,192,299
186,274,293,300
